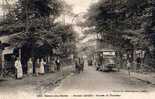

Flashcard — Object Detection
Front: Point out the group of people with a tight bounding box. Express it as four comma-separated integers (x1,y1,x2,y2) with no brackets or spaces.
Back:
14,57,61,79
75,57,85,73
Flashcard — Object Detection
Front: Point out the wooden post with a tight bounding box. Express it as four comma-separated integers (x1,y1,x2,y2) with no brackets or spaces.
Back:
1,51,4,70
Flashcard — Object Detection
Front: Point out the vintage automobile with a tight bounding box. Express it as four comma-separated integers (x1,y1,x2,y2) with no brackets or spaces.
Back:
95,49,116,72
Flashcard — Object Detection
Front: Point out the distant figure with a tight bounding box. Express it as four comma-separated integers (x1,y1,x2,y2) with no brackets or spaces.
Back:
15,57,23,79
39,58,45,74
55,57,61,71
35,59,40,76
27,58,33,75
127,60,131,76
51,59,56,72
75,58,80,73
136,57,141,70
79,57,84,72
88,59,92,66
74,58,78,72
44,59,49,73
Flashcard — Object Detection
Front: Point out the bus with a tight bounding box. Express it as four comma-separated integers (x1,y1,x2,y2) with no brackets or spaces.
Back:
95,49,116,72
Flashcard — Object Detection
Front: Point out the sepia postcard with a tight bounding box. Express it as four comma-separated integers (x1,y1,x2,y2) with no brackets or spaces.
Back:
0,0,155,99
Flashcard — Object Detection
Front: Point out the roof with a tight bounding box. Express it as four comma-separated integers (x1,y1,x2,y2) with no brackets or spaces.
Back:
3,47,14,54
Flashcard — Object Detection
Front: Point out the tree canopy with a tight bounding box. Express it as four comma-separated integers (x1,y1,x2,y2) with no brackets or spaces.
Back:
0,0,76,59
87,0,152,50
0,0,63,35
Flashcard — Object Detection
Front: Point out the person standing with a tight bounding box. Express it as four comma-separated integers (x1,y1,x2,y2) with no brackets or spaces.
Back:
80,57,84,72
55,57,61,71
15,57,23,79
35,59,40,76
75,58,80,73
127,60,131,77
116,56,121,72
51,58,55,72
136,57,141,70
44,60,49,73
40,58,45,74
78,57,82,73
27,58,33,75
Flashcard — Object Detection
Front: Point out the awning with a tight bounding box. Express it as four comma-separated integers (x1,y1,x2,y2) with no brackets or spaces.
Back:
3,47,14,55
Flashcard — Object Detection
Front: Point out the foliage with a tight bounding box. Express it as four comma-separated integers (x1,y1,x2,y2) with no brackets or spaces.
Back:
87,0,152,50
0,0,76,59
0,0,62,35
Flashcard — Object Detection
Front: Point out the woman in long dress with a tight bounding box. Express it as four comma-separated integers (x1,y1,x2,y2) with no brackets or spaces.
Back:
15,57,23,79
35,59,40,76
27,58,33,75
39,58,45,74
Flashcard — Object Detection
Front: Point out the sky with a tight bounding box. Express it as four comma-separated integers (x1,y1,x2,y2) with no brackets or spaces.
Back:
62,0,98,37
64,0,98,14
58,0,98,24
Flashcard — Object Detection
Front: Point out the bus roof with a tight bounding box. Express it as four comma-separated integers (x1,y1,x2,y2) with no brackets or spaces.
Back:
95,49,115,53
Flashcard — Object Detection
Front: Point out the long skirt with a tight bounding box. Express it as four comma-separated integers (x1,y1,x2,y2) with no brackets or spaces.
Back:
40,65,45,74
49,65,55,72
28,68,33,74
16,67,23,79
35,68,40,76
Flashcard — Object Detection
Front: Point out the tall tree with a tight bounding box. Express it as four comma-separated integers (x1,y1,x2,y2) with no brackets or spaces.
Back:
87,0,151,50
0,0,76,62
